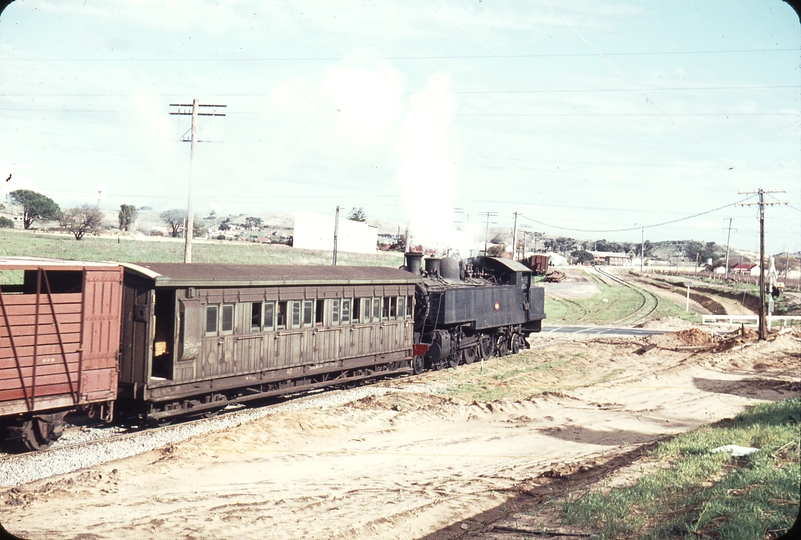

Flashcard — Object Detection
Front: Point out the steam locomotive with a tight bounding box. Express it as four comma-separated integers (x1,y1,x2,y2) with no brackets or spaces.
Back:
404,252,545,372
0,254,545,451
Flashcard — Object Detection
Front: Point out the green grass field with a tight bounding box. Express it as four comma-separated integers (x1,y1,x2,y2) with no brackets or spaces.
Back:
544,272,701,326
0,228,404,267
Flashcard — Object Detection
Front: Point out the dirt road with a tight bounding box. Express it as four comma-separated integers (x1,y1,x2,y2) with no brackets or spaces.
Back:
1,329,798,540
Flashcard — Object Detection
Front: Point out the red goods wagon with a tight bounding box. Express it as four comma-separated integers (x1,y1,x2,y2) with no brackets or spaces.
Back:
0,258,123,450
520,254,549,275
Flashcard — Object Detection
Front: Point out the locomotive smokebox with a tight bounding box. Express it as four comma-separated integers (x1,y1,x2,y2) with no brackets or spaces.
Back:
425,257,442,276
404,252,424,275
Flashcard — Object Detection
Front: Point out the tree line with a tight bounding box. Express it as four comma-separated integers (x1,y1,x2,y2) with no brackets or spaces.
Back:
3,189,143,240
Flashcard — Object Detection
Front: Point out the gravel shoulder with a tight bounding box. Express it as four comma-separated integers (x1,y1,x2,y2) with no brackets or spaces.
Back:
1,330,798,540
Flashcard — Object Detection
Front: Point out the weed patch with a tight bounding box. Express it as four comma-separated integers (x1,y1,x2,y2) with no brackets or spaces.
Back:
552,398,800,539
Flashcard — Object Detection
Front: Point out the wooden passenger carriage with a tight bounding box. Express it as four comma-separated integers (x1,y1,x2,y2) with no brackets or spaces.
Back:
119,263,420,420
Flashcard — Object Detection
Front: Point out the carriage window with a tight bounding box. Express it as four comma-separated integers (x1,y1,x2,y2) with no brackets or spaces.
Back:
372,297,380,321
332,299,341,325
316,299,324,325
291,301,301,328
397,296,405,319
205,305,218,334
264,302,275,330
251,302,262,332
342,299,351,324
221,304,234,333
363,298,371,323
406,296,413,317
382,297,391,319
276,301,287,329
389,297,397,319
353,298,362,322
303,300,314,326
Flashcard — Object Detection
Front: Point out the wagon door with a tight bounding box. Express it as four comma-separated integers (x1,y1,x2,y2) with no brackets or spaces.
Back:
80,267,123,403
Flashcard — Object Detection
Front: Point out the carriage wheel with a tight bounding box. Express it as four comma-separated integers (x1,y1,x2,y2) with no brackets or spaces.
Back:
511,334,521,355
412,355,425,375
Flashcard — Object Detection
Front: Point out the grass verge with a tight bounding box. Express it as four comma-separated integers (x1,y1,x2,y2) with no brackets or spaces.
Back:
544,273,700,326
550,397,800,539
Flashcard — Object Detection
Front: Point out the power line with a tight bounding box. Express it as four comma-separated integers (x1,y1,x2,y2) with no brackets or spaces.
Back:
519,197,756,233
2,48,797,62
3,84,798,99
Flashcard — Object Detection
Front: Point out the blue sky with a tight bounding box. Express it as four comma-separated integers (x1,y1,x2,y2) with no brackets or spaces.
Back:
1,0,799,254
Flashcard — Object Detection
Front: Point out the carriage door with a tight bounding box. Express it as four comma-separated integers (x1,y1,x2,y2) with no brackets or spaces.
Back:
151,289,175,380
202,303,235,377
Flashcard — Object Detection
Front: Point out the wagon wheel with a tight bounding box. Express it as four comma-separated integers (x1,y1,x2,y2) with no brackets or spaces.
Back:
412,355,425,375
462,346,477,365
479,336,494,360
510,334,521,355
21,414,66,452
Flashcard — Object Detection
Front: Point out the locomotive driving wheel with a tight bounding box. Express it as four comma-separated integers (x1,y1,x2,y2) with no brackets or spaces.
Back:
448,353,460,369
510,333,521,355
496,337,509,357
479,335,494,360
462,346,477,365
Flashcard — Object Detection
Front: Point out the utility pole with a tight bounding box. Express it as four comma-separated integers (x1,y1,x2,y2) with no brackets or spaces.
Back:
169,100,227,263
723,218,735,281
640,227,644,272
333,206,340,266
511,211,519,260
480,212,497,256
738,189,787,340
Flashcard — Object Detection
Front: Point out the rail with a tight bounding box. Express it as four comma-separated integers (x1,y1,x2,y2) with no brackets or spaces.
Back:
594,266,660,326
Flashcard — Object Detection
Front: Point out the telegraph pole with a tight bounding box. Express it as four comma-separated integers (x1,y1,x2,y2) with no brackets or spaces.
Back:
480,212,497,256
738,189,787,340
333,206,340,266
723,218,735,281
511,211,519,260
640,227,644,272
169,100,227,263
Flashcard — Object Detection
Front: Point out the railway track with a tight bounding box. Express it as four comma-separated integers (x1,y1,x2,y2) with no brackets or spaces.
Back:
595,267,660,326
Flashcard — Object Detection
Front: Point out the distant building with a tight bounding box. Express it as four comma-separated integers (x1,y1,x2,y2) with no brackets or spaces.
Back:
589,251,631,266
731,263,759,276
293,209,377,254
546,252,569,266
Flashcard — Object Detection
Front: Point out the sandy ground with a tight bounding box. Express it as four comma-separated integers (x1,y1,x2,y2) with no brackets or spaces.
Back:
1,327,798,540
